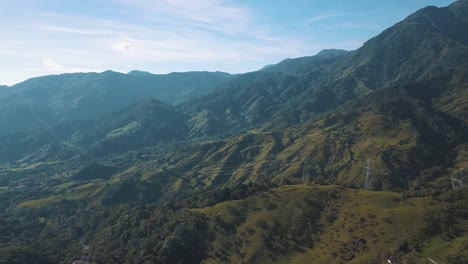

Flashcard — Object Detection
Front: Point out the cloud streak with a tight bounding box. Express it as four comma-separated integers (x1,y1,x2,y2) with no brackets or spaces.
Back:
323,23,384,31
116,0,252,34
304,14,342,24
31,2,312,68
303,12,382,32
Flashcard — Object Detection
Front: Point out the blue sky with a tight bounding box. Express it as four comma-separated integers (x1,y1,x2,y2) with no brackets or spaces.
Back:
0,0,455,85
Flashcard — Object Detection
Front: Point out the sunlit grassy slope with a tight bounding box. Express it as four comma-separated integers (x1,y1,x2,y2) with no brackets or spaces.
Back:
17,181,106,208
197,185,467,264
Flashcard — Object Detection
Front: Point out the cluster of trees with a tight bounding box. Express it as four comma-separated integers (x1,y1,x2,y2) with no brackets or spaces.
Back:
0,182,276,264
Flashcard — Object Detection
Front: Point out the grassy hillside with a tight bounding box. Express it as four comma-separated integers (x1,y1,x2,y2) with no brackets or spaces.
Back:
5,183,465,264
198,185,468,264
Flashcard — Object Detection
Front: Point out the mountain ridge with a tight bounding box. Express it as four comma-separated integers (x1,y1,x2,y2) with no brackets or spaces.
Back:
180,0,468,136
0,70,233,136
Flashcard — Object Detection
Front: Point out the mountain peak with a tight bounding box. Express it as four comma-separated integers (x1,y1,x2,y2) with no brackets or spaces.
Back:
100,70,121,75
260,49,349,74
127,70,154,76
448,0,468,25
402,1,468,31
316,49,349,57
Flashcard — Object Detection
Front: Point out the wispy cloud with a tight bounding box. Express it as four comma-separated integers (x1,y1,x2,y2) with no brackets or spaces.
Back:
303,13,352,30
40,25,115,36
304,12,383,32
42,58,62,69
115,0,252,34
323,23,383,31
304,14,341,24
26,56,101,75
31,1,311,67
111,41,135,53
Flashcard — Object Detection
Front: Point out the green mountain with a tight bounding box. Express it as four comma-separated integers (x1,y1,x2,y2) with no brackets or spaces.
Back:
0,99,188,164
182,50,350,134
335,1,468,94
183,1,468,136
0,71,232,136
260,49,349,74
0,1,467,264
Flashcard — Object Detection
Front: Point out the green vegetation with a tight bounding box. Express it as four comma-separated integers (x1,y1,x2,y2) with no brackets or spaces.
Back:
2,184,466,264
0,1,467,263
72,163,116,181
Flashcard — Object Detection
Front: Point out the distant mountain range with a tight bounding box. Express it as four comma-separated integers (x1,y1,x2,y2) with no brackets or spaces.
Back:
0,71,233,135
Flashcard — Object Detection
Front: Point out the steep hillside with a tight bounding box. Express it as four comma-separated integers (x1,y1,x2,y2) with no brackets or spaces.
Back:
183,50,348,135
332,1,468,95
198,186,468,264
260,49,349,75
115,88,464,193
0,71,232,135
183,1,468,135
